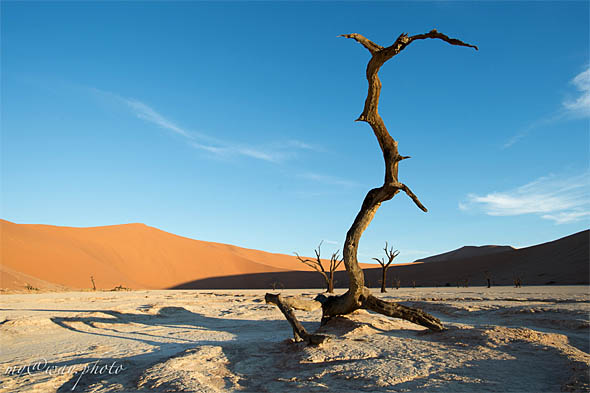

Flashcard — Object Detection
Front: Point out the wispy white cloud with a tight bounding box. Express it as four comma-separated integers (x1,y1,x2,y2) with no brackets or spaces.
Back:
502,116,556,149
503,66,589,148
562,68,590,118
286,140,323,152
299,172,360,187
190,143,290,163
190,142,229,155
541,211,590,225
459,172,590,224
238,147,287,163
92,88,316,164
124,98,193,139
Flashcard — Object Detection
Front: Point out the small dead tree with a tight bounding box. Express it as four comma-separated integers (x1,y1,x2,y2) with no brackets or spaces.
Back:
266,29,477,345
485,271,491,288
372,242,400,293
295,241,343,293
90,276,96,291
392,277,401,290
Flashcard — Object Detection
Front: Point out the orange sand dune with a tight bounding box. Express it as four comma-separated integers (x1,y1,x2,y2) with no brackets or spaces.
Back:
0,220,362,290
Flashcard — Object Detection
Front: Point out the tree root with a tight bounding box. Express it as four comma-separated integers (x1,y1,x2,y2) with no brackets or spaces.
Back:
265,293,327,345
265,288,444,345
360,294,444,332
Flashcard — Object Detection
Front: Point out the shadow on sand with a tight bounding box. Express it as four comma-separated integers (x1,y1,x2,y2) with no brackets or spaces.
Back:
3,299,587,392
44,306,307,391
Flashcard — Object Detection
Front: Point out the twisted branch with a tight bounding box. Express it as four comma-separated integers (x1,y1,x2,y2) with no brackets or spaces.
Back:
266,29,476,344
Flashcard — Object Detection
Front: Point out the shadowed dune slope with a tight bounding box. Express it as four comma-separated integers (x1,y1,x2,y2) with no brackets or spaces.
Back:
0,219,356,290
366,229,590,287
174,230,589,289
415,245,515,263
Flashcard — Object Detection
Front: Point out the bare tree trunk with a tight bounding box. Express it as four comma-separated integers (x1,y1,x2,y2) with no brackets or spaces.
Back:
266,29,477,344
320,30,476,320
328,271,335,293
381,268,387,293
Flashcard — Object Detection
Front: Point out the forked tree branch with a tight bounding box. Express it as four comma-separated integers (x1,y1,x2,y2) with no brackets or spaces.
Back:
408,29,478,50
383,242,400,269
295,253,328,277
330,251,343,271
295,242,342,293
398,183,428,212
372,257,386,268
337,33,383,54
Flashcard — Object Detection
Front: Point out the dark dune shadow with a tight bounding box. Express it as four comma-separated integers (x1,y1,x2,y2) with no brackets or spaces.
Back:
169,270,351,290
170,230,588,290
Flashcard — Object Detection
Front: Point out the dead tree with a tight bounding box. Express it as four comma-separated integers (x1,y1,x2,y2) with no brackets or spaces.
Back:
295,241,343,293
373,242,400,293
266,29,477,345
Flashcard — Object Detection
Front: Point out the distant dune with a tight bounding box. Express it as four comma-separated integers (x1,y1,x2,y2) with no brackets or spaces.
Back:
1,219,587,290
175,230,589,289
365,230,589,287
0,219,359,290
415,245,515,263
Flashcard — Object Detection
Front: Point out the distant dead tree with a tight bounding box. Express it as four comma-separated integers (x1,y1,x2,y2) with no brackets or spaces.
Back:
295,241,343,293
110,284,130,291
392,277,401,290
265,29,477,345
411,280,417,288
90,276,96,291
462,277,470,288
372,242,400,293
514,276,522,288
484,271,491,288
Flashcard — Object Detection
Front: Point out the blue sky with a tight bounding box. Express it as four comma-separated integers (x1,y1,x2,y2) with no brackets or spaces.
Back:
2,1,588,263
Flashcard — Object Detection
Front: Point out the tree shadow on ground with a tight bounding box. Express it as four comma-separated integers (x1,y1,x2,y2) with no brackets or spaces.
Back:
5,305,586,392
3,306,375,392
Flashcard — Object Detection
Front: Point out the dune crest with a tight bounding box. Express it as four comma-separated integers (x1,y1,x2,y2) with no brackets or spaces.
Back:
0,219,354,290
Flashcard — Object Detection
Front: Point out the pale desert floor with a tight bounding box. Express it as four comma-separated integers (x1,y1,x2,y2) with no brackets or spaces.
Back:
0,286,589,392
